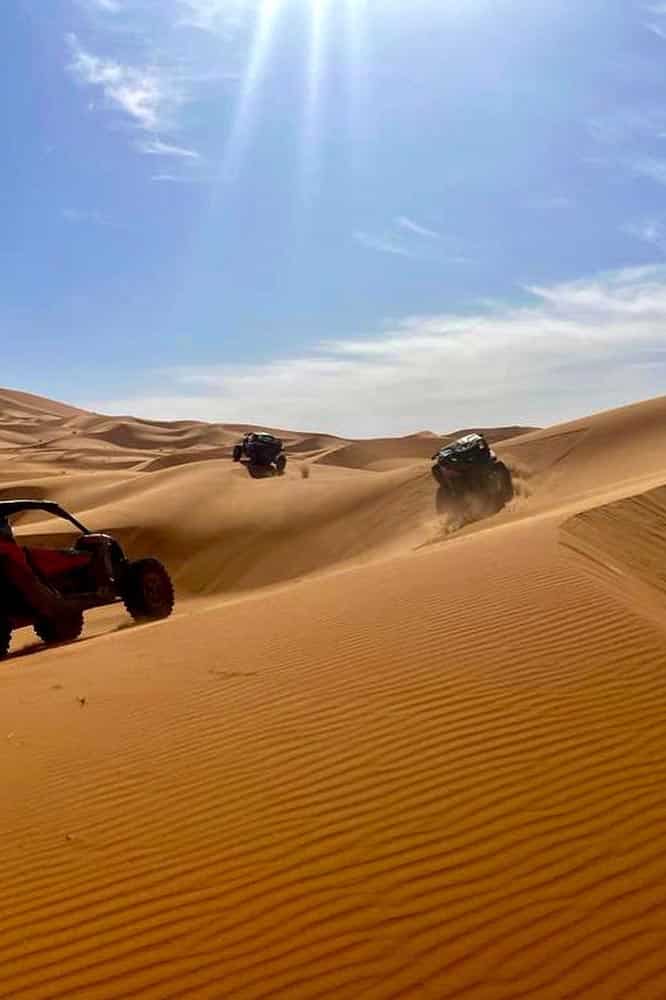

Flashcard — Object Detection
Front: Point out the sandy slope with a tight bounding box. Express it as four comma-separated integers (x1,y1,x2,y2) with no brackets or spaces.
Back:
1,389,666,998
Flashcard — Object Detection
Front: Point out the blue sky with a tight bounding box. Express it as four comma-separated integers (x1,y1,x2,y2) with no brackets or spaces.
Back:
3,0,666,434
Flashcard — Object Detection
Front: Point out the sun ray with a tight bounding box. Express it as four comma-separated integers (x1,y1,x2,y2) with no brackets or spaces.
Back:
221,0,283,182
301,0,330,203
344,0,368,176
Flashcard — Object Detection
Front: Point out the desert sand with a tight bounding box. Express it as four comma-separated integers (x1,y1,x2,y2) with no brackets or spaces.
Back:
1,386,666,999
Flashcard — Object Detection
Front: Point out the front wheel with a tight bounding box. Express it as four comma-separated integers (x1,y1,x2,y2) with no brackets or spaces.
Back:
122,558,174,622
35,607,84,646
232,445,242,462
275,454,287,476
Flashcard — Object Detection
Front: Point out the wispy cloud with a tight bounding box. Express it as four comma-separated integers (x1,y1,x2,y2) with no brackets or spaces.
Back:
62,207,121,227
77,0,122,12
531,195,572,210
644,1,666,36
177,0,241,34
353,231,413,258
151,173,201,183
87,266,666,436
588,108,666,146
355,218,468,263
628,155,666,185
67,34,180,132
138,138,200,159
90,0,122,11
622,218,666,251
395,216,440,240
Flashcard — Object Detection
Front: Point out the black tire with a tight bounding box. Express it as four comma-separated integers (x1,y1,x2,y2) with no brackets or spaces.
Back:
232,445,242,462
122,558,174,622
34,607,84,646
0,618,11,660
484,465,512,512
435,485,465,517
275,454,287,475
497,462,514,503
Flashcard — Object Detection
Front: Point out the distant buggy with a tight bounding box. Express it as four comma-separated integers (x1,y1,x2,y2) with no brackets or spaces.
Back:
232,432,287,475
0,500,174,659
431,433,513,515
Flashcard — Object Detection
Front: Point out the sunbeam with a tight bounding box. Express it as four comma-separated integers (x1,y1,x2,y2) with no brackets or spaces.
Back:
221,0,283,182
345,0,368,176
302,0,330,203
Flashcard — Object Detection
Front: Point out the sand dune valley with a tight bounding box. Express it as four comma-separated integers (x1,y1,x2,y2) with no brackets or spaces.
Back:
1,384,666,1000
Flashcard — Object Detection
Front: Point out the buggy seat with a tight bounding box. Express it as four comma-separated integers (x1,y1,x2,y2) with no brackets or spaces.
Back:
22,547,92,582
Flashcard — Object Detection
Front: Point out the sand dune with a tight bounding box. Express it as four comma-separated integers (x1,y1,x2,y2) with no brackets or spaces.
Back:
1,387,666,998
318,426,537,472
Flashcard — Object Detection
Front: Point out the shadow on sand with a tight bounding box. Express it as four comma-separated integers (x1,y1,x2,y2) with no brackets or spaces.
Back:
245,463,277,480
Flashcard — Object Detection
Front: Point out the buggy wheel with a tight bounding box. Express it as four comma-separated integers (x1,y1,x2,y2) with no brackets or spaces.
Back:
232,445,242,462
497,462,514,503
435,485,464,517
35,608,84,646
0,617,11,660
485,466,511,511
122,558,174,622
275,454,287,476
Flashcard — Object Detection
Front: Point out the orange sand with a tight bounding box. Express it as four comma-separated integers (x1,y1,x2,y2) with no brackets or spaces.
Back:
1,388,666,998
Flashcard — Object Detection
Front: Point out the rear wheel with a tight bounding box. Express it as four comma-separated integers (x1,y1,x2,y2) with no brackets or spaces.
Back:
34,607,84,646
435,485,465,517
497,462,514,502
122,558,174,622
275,453,287,475
485,465,512,511
232,445,242,462
0,618,11,660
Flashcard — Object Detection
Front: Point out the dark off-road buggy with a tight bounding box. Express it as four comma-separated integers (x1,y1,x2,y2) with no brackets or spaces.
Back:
232,432,287,477
431,433,513,518
0,500,174,660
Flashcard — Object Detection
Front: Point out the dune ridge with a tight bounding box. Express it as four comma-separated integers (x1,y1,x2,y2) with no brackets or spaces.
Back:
1,388,666,998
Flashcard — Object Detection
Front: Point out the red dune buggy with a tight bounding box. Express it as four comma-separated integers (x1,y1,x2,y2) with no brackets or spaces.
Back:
0,500,174,659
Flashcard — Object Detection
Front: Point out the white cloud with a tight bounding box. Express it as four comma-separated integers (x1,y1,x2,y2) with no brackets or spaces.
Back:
86,266,666,436
177,0,242,34
67,34,181,132
90,0,122,11
532,195,572,210
395,216,440,239
353,231,413,258
139,138,200,159
62,207,115,226
628,156,666,185
623,218,666,251
645,21,666,38
151,173,201,183
588,108,666,145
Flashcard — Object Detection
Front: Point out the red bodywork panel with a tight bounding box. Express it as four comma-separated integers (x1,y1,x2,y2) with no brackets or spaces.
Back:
23,547,92,580
0,539,30,570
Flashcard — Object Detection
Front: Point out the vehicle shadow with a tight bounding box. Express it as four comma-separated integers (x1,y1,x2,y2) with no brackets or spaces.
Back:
246,463,276,479
6,635,95,661
6,619,144,661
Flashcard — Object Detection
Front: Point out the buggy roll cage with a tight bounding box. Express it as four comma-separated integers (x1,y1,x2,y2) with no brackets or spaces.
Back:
0,500,90,535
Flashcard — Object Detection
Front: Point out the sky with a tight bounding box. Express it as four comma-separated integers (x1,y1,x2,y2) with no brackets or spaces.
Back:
3,0,666,435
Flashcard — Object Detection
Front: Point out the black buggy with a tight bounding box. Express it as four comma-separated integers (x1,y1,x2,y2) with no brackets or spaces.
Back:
232,432,287,476
431,433,513,515
0,499,174,659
